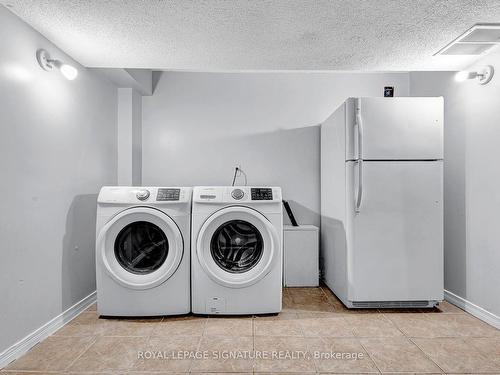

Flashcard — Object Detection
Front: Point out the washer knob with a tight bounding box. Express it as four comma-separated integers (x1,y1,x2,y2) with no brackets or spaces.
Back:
136,189,150,201
231,188,245,200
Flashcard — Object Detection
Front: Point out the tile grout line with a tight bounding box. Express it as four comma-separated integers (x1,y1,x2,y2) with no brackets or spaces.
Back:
308,286,328,374
188,317,207,373
252,314,256,375
381,311,446,373
296,304,318,374
192,328,204,374
382,310,499,339
357,338,382,374
412,335,500,374
381,312,409,337
61,335,98,372
408,336,447,374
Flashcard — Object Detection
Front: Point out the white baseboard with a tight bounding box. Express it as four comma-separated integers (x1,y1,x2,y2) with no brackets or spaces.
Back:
445,289,500,329
0,291,96,369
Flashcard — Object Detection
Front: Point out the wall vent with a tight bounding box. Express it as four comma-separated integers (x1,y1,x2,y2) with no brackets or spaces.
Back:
435,23,500,55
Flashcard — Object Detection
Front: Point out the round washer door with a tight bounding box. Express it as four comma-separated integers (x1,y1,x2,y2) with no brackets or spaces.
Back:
197,206,279,288
97,207,184,290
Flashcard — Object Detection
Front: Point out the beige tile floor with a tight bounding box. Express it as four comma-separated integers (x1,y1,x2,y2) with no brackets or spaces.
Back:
2,286,500,374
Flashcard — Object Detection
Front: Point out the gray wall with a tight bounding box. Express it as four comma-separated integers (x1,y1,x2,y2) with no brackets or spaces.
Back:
0,6,117,353
410,49,500,318
117,88,142,186
142,71,409,226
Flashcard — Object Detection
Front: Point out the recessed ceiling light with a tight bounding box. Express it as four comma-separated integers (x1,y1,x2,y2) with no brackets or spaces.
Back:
435,23,500,56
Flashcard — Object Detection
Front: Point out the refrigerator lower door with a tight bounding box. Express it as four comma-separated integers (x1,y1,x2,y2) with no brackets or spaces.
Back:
347,160,443,304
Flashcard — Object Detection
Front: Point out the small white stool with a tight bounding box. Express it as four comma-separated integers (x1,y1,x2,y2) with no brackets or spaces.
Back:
283,225,319,287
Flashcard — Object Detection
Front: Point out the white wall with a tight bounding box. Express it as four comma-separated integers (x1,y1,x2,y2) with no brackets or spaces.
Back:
142,71,409,226
117,88,142,186
0,6,117,354
410,49,500,319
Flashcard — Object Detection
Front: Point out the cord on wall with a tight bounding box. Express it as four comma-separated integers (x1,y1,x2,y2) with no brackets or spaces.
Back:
231,166,247,186
231,167,238,186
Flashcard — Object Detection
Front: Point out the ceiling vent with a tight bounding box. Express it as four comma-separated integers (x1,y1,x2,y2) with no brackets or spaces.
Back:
435,23,500,55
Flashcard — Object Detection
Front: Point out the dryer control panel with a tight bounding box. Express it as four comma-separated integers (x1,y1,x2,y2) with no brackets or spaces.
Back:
98,186,192,204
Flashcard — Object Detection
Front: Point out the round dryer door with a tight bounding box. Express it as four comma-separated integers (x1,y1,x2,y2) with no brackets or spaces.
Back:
97,207,184,290
196,206,279,288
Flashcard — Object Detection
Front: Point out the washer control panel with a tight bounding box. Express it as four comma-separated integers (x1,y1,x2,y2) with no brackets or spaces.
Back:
157,188,181,201
251,188,273,200
136,189,150,201
192,186,281,203
231,188,245,200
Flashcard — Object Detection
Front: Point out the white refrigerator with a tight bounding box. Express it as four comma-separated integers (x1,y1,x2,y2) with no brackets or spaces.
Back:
320,97,444,308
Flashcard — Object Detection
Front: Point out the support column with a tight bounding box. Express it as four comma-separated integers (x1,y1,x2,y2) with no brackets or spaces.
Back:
117,88,142,186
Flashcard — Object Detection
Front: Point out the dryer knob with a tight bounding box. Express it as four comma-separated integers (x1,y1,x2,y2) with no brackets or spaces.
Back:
136,189,150,201
231,188,245,200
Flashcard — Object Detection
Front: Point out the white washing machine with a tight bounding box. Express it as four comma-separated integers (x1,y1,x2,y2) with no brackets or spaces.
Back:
96,186,191,316
191,186,283,315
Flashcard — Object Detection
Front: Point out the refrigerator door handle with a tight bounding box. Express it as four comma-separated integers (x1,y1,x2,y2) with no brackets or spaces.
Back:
355,99,363,213
355,98,364,160
355,159,363,213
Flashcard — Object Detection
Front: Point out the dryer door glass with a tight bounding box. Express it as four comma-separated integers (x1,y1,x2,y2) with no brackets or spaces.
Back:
114,221,169,274
210,220,264,273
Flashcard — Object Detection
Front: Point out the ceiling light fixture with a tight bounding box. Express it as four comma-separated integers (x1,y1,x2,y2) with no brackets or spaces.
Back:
36,49,78,80
455,65,494,84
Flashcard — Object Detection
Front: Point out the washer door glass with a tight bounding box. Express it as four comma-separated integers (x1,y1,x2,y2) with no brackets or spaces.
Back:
114,221,169,274
210,220,263,273
97,207,184,290
196,206,280,288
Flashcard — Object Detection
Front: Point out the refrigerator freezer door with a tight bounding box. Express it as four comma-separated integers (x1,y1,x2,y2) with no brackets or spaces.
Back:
346,97,443,161
347,160,443,302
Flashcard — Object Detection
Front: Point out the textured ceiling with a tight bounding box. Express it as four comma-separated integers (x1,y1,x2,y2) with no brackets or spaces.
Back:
3,0,500,71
